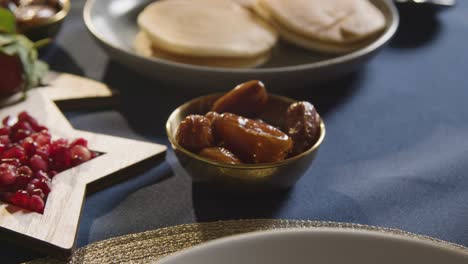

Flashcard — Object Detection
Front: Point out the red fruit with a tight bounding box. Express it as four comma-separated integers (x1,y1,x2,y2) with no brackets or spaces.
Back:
31,188,45,199
32,131,51,146
0,127,9,135
30,178,50,195
34,170,50,181
17,166,33,177
0,163,17,186
29,195,45,213
0,135,10,145
1,158,21,167
30,155,47,172
70,138,88,148
22,137,37,157
0,53,23,96
18,112,42,132
70,145,92,165
2,145,27,163
35,144,51,161
10,190,29,208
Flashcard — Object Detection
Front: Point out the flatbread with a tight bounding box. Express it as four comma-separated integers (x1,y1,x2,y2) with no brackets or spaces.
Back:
253,2,371,54
258,0,386,45
134,31,270,68
137,0,277,58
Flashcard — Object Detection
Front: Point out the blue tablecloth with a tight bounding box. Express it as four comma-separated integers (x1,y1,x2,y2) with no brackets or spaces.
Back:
2,1,468,263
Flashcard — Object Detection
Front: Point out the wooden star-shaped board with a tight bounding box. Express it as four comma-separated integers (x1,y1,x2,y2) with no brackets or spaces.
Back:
0,74,166,258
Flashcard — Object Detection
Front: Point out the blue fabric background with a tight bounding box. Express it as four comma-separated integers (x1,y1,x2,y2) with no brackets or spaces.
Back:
2,1,468,263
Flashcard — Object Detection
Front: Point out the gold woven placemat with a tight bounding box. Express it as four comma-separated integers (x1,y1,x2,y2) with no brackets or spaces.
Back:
26,219,468,264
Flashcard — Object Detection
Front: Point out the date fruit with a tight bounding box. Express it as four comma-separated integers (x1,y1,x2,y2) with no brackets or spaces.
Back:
285,101,320,156
199,147,241,164
176,115,214,152
211,80,268,117
213,113,292,164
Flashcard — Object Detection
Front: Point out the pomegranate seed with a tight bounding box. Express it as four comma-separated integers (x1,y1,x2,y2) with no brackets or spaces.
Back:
11,129,31,142
34,133,51,147
71,138,88,147
31,188,45,199
70,145,92,165
2,115,17,127
0,144,4,155
25,183,36,194
0,163,17,186
35,170,50,181
1,158,20,167
17,166,33,177
2,145,26,163
50,146,71,171
48,170,57,178
10,190,29,208
0,127,9,135
0,135,10,145
30,178,51,195
29,195,45,213
18,112,42,132
22,137,37,157
30,155,48,172
35,144,51,161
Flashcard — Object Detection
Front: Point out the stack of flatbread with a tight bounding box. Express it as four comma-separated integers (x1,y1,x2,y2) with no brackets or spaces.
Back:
135,0,277,68
135,0,386,68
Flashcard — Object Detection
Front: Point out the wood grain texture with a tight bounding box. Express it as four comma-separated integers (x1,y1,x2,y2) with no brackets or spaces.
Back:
0,76,166,258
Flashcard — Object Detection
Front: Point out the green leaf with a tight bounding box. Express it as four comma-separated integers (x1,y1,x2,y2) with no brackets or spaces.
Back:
0,8,16,34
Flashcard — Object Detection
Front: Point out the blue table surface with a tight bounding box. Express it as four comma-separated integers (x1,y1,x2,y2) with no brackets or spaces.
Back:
2,1,468,263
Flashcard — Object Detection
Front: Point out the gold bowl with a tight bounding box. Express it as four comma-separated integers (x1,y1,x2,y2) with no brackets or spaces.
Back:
18,0,71,41
166,93,326,192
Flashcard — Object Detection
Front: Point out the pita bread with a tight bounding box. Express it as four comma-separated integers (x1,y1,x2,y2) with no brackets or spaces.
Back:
257,0,386,45
137,0,277,58
134,31,270,68
253,2,371,54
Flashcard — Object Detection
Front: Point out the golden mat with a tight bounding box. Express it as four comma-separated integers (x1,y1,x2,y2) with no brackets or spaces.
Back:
27,219,467,264
137,0,277,59
254,0,386,53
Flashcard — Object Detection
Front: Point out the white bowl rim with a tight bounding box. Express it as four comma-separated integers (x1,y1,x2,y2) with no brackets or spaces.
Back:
83,0,399,74
157,225,468,263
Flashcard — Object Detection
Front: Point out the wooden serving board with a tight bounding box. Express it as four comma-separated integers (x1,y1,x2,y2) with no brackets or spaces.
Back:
0,73,166,258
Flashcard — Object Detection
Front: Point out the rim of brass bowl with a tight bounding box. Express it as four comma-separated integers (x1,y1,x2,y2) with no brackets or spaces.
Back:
166,93,326,170
18,0,71,31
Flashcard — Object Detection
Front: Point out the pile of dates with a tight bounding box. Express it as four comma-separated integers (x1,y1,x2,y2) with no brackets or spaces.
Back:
176,80,321,164
0,111,97,213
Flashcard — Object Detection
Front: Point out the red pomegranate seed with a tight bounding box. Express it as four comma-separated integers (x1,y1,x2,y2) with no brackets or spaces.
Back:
30,155,48,172
0,163,17,186
70,145,92,165
48,170,57,178
2,115,17,127
17,166,33,177
2,145,27,163
31,188,45,199
0,135,10,145
29,195,45,213
11,129,32,142
34,170,50,181
18,112,42,132
34,133,51,147
70,138,88,148
35,144,51,161
10,190,29,208
0,127,9,135
22,137,37,157
25,183,36,194
30,178,51,195
1,158,21,167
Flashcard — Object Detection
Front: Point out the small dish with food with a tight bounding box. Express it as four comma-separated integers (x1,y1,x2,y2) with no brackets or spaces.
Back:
1,0,71,41
166,80,325,192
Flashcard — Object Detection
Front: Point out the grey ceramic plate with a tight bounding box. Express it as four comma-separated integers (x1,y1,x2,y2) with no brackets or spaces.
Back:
157,228,468,264
83,0,399,91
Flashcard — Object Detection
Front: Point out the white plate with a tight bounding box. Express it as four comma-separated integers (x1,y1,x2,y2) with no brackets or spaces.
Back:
83,0,399,91
157,227,468,264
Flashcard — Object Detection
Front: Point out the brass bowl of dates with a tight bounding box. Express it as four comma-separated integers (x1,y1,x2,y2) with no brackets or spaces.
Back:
166,81,325,192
